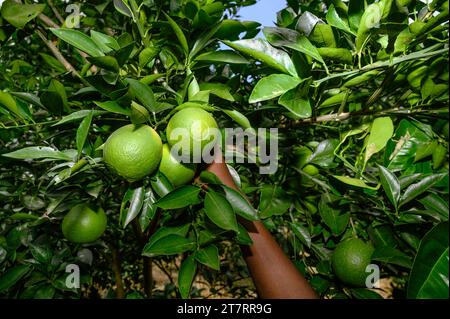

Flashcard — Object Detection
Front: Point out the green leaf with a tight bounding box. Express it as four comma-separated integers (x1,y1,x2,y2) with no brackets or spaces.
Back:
195,50,249,64
222,109,252,129
0,265,31,292
319,194,349,236
349,0,365,31
139,188,157,232
94,101,130,116
204,191,238,232
178,255,197,299
263,27,325,65
53,110,106,126
236,223,253,245
399,173,447,207
120,186,145,228
146,224,191,248
164,12,189,56
0,91,30,119
278,87,312,118
113,0,132,17
139,47,159,68
90,30,120,53
142,235,195,257
223,39,298,77
365,117,394,164
50,28,104,57
290,222,312,248
39,53,66,72
87,56,120,72
155,186,201,209
408,222,449,299
195,244,220,270
189,22,222,59
350,288,383,299
222,185,258,221
151,172,174,197
130,101,150,125
2,146,73,161
259,185,291,218
76,111,93,158
372,246,413,268
249,74,301,103
199,83,234,102
378,165,401,208
34,284,55,299
127,79,156,113
419,194,449,221
309,139,339,167
326,4,356,36
332,175,378,190
0,0,45,29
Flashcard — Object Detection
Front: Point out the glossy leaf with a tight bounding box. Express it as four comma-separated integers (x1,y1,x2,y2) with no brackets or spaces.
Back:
178,255,197,299
155,186,201,209
223,39,298,77
195,50,249,64
408,222,449,298
2,146,73,161
195,245,220,270
142,235,195,257
326,4,356,36
0,265,30,292
399,174,447,207
50,28,104,57
222,185,258,221
365,117,394,164
164,12,189,56
259,185,291,218
249,74,301,103
378,165,401,208
278,87,312,118
0,0,45,29
319,194,349,236
204,191,238,232
75,113,93,159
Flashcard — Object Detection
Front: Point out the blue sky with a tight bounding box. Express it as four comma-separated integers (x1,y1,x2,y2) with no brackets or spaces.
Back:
236,0,286,28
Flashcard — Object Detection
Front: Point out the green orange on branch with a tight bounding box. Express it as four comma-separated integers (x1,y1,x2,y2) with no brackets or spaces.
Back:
331,238,375,287
62,204,107,244
103,124,163,182
159,144,197,187
166,107,219,162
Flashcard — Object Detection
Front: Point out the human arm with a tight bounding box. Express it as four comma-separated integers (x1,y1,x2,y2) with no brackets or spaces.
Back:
203,155,318,299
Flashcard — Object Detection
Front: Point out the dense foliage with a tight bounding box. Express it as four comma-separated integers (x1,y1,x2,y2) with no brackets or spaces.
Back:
0,0,448,299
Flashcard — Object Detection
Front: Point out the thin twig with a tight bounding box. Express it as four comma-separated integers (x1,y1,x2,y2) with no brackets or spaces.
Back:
35,29,80,77
282,106,448,127
38,13,59,28
47,0,65,24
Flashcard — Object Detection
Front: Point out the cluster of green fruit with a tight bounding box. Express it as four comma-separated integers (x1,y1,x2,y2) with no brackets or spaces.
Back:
61,107,218,244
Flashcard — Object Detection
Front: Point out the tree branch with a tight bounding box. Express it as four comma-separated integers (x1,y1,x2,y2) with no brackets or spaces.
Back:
111,245,126,299
282,106,448,127
47,0,65,25
35,28,80,77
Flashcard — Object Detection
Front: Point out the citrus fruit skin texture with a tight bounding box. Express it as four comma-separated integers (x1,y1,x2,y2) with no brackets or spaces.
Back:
62,204,107,243
159,144,196,187
103,124,163,182
331,238,374,287
166,108,219,162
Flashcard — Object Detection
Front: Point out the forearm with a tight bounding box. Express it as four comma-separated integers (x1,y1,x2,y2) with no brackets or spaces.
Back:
204,157,318,299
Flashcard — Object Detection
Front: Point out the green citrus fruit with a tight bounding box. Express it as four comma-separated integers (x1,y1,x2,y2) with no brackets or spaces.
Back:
303,164,319,176
103,124,163,182
331,238,374,287
159,144,196,187
62,204,107,243
166,107,219,163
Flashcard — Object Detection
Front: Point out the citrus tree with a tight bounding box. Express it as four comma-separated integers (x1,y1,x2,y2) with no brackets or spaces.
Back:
0,0,448,299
